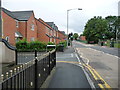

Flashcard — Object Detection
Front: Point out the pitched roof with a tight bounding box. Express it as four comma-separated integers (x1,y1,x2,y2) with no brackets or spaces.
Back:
46,22,58,31
12,11,33,21
2,8,16,19
2,7,33,21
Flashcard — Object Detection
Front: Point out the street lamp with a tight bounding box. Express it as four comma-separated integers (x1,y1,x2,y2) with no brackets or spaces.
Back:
67,8,82,47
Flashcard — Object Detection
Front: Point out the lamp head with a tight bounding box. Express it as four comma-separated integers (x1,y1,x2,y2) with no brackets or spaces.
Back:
78,8,82,10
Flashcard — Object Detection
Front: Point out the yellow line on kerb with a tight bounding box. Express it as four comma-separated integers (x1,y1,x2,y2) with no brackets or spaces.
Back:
98,84,105,90
87,64,112,89
57,61,112,89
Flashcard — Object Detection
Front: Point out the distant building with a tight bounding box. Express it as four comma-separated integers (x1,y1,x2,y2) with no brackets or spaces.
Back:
79,36,86,41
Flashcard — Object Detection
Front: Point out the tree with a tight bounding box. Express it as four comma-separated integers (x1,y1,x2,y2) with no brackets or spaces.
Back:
73,33,79,40
83,16,108,43
105,16,117,39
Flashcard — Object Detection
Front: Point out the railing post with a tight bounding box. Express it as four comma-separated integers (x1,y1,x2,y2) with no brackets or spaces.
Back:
15,50,17,65
35,50,38,89
54,50,56,66
48,51,51,75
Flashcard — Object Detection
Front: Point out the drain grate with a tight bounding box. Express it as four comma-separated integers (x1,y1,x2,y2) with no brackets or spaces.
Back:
96,79,105,84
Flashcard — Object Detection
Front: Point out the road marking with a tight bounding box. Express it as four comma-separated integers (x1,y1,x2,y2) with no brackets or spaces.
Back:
88,48,119,59
98,84,105,90
75,48,112,89
71,53,74,57
76,50,89,65
87,64,112,89
74,50,95,88
88,65,112,89
56,61,81,64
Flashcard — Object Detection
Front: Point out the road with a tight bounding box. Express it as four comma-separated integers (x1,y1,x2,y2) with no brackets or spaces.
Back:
73,41,119,57
47,47,92,88
73,41,119,88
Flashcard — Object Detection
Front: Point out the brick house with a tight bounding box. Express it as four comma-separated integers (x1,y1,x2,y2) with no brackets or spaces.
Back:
12,10,37,42
46,22,59,44
2,7,67,46
2,8,37,45
2,8,18,45
36,18,51,43
58,30,66,43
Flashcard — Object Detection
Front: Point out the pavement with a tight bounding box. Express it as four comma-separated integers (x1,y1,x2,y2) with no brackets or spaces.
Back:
43,47,92,89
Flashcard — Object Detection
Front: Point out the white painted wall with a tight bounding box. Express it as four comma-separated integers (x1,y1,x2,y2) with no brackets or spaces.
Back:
0,42,15,63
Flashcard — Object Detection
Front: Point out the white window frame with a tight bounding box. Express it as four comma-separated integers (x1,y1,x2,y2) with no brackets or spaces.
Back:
30,37,35,41
16,20,19,28
31,24,35,31
50,38,52,42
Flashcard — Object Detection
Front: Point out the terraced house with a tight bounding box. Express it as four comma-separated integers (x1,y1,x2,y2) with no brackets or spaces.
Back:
2,7,66,46
2,8,37,45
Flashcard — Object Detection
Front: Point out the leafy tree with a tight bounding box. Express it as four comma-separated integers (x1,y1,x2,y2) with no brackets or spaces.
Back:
83,16,108,43
113,16,120,40
73,33,79,40
105,16,117,39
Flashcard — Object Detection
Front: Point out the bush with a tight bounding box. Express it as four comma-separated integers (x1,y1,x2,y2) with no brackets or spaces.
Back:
16,39,47,51
56,41,67,51
29,41,47,51
47,42,55,45
16,39,29,50
59,41,67,48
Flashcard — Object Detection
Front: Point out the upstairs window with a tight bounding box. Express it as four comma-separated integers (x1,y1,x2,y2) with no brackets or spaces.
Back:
31,24,34,31
16,20,19,28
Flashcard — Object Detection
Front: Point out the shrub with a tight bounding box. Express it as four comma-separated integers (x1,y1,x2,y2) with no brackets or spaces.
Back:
59,41,67,48
47,42,55,45
16,38,28,50
16,39,47,51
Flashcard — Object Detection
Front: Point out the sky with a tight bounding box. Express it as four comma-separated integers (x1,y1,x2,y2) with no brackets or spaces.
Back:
2,0,119,35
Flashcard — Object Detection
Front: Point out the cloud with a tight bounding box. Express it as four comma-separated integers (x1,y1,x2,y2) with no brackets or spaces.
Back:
2,0,119,34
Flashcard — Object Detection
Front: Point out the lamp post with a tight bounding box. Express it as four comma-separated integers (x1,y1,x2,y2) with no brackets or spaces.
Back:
0,1,2,41
67,8,82,47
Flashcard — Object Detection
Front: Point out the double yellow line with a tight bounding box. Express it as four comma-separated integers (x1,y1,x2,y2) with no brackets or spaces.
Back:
57,61,112,90
83,64,112,90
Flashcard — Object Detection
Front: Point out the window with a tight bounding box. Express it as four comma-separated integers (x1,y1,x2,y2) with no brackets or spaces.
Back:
15,38,20,42
16,20,19,28
31,37,35,41
31,24,34,31
5,36,9,42
50,38,52,42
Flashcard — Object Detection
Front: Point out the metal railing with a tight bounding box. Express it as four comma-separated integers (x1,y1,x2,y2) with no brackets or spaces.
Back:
0,49,56,89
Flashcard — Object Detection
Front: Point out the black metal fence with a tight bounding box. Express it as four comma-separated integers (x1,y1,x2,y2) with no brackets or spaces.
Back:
0,49,56,89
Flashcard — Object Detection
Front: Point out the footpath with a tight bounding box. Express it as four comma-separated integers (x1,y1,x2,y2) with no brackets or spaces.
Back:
42,47,92,89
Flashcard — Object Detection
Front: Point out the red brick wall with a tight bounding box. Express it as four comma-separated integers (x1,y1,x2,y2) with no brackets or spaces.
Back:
36,19,49,43
26,13,37,42
80,36,86,41
18,13,37,42
18,21,26,38
2,11,16,46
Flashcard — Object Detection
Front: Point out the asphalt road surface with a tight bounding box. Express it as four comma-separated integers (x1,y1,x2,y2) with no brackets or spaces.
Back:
73,41,119,88
73,41,119,57
48,47,92,88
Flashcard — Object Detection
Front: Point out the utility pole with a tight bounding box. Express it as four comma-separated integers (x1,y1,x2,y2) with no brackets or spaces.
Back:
0,0,2,41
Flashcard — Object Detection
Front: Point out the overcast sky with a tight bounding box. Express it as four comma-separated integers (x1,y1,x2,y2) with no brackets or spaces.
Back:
2,0,119,35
